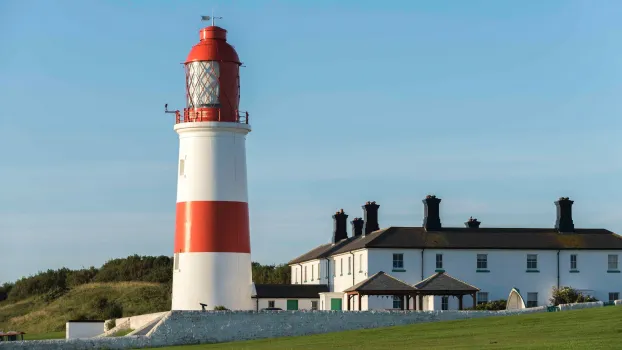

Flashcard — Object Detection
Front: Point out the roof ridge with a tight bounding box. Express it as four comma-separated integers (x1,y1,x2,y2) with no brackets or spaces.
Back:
363,227,393,247
440,272,480,290
357,271,383,289
287,243,330,264
414,271,439,288
381,271,416,287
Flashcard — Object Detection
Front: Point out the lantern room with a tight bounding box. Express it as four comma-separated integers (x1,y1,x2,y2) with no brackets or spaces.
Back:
180,25,247,124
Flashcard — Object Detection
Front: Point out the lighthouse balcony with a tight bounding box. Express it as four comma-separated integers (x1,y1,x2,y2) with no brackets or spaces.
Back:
176,108,249,124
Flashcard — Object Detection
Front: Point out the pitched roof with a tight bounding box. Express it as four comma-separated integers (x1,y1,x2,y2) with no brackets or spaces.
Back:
289,226,622,264
413,272,479,292
343,271,416,293
252,284,329,299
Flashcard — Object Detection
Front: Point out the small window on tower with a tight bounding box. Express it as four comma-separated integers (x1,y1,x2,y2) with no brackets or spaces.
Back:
179,159,185,177
174,253,180,270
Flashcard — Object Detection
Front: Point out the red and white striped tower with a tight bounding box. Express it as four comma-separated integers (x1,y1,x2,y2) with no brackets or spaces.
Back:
166,20,253,311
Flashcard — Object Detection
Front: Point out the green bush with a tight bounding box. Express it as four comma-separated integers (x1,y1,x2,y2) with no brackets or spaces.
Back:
550,286,598,306
105,319,116,331
214,306,229,310
4,255,289,304
467,299,507,311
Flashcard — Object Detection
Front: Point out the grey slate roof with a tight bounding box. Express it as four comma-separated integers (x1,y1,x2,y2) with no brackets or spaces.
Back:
252,284,329,299
343,271,416,293
289,226,622,265
413,272,479,292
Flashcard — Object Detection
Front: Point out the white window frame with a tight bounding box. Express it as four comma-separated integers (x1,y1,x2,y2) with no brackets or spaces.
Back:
608,254,619,271
570,254,577,270
268,300,275,308
311,264,315,281
527,292,538,308
393,253,404,270
609,292,619,302
527,254,538,270
304,266,307,282
477,292,489,305
436,254,443,269
340,258,343,276
477,254,488,270
311,301,318,310
348,256,352,275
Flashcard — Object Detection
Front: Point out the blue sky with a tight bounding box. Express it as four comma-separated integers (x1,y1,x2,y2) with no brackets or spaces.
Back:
1,0,621,283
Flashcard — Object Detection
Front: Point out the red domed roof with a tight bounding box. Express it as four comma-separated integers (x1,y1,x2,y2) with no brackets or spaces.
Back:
185,26,240,64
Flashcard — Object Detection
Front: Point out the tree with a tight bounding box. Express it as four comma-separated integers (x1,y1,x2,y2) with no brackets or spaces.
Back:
550,286,598,306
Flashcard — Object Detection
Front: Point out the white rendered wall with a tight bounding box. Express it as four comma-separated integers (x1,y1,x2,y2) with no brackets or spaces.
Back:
66,322,104,339
291,248,622,311
172,121,253,311
253,298,318,311
367,248,622,310
558,250,622,302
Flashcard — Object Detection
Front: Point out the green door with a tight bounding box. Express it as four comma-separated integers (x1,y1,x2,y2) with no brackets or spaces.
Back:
286,299,299,310
330,298,343,310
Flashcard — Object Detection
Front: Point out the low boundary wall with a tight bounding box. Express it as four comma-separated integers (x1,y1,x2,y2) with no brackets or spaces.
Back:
2,301,620,350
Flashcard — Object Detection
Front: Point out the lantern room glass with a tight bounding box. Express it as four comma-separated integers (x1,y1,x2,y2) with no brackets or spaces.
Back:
186,61,220,108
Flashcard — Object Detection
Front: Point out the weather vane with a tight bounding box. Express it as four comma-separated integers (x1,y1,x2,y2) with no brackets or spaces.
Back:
201,13,222,26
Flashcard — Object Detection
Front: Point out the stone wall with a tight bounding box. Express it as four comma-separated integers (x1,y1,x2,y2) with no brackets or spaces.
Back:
557,301,604,311
0,303,615,350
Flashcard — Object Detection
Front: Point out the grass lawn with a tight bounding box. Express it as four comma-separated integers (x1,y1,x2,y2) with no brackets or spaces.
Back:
23,331,65,340
112,328,135,337
158,306,622,349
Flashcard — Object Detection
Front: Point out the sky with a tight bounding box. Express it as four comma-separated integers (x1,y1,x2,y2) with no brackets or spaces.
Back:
1,0,621,283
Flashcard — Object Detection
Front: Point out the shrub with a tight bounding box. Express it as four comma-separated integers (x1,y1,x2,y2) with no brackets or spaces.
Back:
214,306,229,311
550,286,598,306
467,299,507,311
105,319,116,331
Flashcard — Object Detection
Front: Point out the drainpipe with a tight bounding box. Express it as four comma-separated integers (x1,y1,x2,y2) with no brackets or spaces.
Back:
298,263,303,284
350,252,356,286
557,250,560,288
421,249,425,280
256,298,259,311
324,257,331,289
420,249,425,311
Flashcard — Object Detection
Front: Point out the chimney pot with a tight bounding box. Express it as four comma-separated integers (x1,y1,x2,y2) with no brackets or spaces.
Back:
351,217,365,237
362,201,380,236
423,195,442,231
465,216,481,228
555,197,575,233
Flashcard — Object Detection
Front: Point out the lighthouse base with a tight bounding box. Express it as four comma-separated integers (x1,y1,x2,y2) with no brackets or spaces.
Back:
171,252,253,311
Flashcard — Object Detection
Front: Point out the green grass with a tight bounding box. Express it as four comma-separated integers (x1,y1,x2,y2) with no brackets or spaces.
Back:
112,328,135,337
158,306,622,350
23,331,65,340
0,282,169,334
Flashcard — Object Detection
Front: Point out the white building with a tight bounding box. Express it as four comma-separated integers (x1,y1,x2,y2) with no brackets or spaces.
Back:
288,196,622,311
251,284,328,311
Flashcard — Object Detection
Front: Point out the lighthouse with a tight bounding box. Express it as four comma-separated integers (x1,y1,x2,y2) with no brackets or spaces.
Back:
166,21,253,311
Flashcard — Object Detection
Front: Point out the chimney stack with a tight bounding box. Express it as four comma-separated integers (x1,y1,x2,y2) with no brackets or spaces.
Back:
332,209,349,243
362,201,380,236
465,216,481,228
351,218,364,237
423,195,442,231
555,197,574,233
